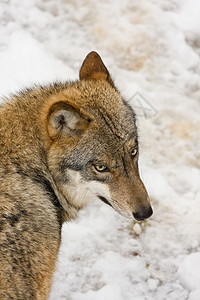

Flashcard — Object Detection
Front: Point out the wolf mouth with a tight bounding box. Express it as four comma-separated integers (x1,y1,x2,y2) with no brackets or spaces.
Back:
98,196,112,207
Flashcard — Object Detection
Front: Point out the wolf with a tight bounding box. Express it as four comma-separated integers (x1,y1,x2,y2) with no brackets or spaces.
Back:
0,51,153,299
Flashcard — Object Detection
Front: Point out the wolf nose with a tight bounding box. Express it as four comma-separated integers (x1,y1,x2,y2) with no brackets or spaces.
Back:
133,206,153,221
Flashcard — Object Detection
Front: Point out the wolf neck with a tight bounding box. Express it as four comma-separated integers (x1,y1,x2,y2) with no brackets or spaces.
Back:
0,98,78,223
44,172,79,222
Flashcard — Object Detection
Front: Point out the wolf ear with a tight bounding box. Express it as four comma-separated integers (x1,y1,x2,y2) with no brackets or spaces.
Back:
48,102,89,139
79,51,115,87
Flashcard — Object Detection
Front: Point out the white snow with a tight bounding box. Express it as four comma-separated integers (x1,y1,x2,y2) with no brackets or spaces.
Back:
178,252,200,292
0,0,200,299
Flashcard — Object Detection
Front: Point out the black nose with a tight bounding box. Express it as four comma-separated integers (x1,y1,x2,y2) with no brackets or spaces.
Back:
133,206,153,221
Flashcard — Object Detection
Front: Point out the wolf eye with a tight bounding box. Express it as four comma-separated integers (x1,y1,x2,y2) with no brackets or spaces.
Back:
130,148,137,158
94,164,108,172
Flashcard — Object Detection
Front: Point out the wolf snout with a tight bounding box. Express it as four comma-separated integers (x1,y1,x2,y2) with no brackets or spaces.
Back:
133,206,153,221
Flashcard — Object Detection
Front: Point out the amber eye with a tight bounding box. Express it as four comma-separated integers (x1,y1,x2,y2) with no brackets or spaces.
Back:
130,148,137,157
94,165,108,172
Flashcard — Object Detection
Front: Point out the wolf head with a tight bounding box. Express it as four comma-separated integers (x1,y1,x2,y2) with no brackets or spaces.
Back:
43,52,153,221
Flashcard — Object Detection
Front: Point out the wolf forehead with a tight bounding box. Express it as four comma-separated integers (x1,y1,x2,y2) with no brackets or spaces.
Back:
45,79,137,142
48,79,139,173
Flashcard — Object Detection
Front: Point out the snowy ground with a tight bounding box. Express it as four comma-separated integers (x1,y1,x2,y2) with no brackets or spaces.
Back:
1,0,200,299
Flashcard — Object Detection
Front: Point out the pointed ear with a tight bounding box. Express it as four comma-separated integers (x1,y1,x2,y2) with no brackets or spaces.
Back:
79,51,115,87
48,102,90,139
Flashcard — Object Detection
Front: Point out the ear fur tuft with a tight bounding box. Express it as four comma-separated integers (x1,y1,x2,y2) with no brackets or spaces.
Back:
48,102,89,139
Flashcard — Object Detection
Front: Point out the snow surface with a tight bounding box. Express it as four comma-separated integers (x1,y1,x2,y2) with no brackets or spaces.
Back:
0,0,200,299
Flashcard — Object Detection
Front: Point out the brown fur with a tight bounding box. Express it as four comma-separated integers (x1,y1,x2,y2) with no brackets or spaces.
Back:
0,51,152,299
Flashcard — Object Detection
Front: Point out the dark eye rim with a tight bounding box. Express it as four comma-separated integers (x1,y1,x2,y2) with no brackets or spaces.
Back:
93,164,109,173
130,147,138,158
